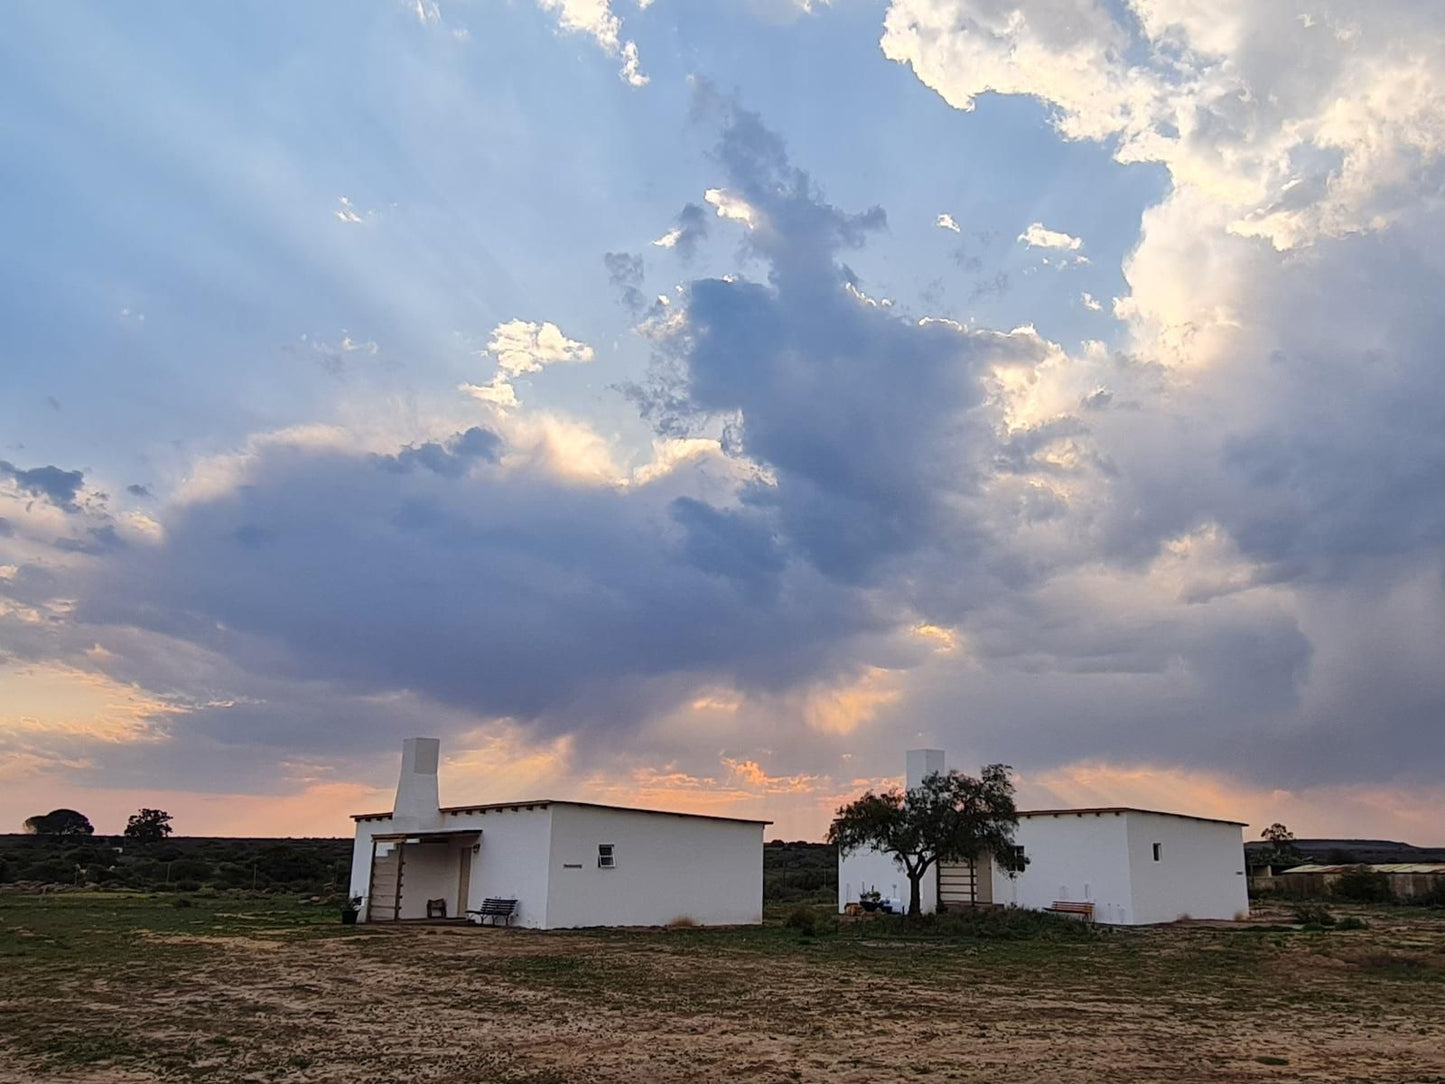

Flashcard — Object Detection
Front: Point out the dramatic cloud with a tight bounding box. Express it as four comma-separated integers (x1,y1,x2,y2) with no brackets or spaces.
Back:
0,461,86,513
652,203,710,259
5,4,1444,837
882,0,1445,250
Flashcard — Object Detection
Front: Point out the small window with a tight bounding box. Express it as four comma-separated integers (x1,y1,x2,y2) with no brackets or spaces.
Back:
597,844,615,869
1000,844,1027,873
1152,843,1162,862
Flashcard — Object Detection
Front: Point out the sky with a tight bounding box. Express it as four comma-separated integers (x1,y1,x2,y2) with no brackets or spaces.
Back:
2,0,1443,843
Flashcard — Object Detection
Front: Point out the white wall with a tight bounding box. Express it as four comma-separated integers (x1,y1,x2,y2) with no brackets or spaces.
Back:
544,805,763,929
349,821,383,903
1125,813,1249,924
838,848,931,913
990,812,1135,924
458,807,554,929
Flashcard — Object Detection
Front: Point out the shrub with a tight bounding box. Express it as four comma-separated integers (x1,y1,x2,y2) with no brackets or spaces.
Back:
665,915,698,928
784,904,823,936
1408,881,1445,909
1335,915,1367,930
872,907,1097,941
1292,903,1336,927
1332,866,1393,904
20,858,77,884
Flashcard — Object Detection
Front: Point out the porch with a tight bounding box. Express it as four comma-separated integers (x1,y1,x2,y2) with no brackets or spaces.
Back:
363,830,481,923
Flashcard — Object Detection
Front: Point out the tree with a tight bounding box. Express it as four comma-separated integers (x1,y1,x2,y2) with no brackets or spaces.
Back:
1253,822,1302,871
124,808,173,843
828,765,1021,919
22,809,94,836
1261,823,1295,845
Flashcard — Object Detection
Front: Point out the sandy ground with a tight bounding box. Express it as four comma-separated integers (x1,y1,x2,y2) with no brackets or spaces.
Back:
3,906,1445,1083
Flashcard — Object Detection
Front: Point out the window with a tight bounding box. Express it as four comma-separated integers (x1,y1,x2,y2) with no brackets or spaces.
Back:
999,844,1028,873
597,844,615,869
1152,842,1162,862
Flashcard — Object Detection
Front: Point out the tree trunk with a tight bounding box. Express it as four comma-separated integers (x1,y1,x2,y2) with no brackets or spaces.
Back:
908,872,923,918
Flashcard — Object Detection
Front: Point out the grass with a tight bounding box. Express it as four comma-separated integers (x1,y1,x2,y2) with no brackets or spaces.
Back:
1,892,1443,1082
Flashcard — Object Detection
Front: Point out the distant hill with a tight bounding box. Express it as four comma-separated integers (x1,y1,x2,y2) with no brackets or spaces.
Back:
0,834,351,892
1245,838,1445,866
2,834,839,898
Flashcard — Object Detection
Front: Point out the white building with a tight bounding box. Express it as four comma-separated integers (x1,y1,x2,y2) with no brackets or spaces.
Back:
350,738,768,929
839,750,1250,925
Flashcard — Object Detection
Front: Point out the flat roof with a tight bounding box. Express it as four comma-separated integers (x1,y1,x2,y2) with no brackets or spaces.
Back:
352,799,771,826
1017,806,1248,827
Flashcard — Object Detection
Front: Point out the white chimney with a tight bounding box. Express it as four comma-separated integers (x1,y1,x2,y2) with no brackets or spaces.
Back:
392,737,442,831
906,748,946,791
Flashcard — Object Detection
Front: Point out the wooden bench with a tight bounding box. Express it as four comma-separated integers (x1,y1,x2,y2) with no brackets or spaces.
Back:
1049,900,1095,922
467,898,518,926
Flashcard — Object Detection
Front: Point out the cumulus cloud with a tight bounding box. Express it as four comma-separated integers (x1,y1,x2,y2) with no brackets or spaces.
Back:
703,188,762,230
460,319,595,408
9,59,1445,831
870,0,1445,796
536,0,649,86
882,0,1445,250
1018,222,1082,250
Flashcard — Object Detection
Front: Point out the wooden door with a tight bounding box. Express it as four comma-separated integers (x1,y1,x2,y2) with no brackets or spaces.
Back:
938,856,992,907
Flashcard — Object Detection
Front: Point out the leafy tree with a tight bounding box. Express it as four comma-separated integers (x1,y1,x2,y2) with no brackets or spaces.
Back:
828,765,1021,919
22,809,94,836
1261,823,1295,845
1252,822,1302,871
124,808,173,843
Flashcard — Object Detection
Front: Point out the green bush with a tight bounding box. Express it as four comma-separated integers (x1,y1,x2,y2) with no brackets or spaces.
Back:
875,907,1098,941
1332,866,1393,904
1407,881,1445,908
1292,903,1336,927
20,858,77,884
784,904,824,936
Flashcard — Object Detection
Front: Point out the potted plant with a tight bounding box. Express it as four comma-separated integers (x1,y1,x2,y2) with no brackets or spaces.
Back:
859,889,882,913
341,895,362,925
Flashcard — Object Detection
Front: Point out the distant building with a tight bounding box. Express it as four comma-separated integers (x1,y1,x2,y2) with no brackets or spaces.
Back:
838,749,1250,925
350,739,768,929
1270,863,1445,901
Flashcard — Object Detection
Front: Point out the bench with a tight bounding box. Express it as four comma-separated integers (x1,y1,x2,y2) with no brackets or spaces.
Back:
1049,900,1095,922
467,898,518,926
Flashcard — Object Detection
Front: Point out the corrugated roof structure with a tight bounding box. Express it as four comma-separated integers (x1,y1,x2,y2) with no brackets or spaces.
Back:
1280,863,1445,875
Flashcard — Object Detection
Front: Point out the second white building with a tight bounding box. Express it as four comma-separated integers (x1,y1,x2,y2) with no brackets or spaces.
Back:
839,750,1250,925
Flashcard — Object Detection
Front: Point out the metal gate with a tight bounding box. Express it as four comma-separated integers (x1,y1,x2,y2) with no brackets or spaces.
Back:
938,856,992,907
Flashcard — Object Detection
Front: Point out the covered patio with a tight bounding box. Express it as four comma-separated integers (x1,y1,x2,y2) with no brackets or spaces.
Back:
363,829,481,923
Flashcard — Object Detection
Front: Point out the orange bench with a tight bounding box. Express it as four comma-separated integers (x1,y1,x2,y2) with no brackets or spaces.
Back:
1049,900,1095,922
